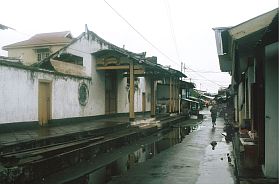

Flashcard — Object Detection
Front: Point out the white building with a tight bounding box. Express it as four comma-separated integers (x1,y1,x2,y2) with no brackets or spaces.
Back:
0,27,184,126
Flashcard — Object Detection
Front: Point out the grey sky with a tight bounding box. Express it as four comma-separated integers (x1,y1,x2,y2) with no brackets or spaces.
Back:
0,0,277,93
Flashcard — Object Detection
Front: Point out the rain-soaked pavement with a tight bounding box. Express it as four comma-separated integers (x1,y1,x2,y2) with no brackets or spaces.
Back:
108,109,236,184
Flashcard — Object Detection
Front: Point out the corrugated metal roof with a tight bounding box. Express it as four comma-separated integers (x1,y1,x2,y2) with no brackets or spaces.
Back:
213,8,278,73
212,27,233,72
229,8,278,40
212,27,230,55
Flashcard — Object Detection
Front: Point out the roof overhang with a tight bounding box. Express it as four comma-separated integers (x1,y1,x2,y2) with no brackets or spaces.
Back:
213,27,232,72
229,9,278,40
200,94,215,100
179,80,195,89
230,9,278,57
181,98,199,104
213,8,278,73
92,49,186,78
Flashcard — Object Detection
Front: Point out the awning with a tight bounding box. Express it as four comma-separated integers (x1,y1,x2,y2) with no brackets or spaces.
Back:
181,98,199,104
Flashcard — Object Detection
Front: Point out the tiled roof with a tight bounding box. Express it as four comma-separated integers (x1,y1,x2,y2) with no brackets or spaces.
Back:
3,31,73,49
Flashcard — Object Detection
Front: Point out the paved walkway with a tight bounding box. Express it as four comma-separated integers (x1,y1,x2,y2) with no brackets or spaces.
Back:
0,120,129,146
0,114,156,146
109,109,237,184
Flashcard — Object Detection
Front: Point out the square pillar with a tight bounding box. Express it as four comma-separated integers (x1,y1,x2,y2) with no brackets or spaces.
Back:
151,77,156,117
169,77,172,113
129,61,135,121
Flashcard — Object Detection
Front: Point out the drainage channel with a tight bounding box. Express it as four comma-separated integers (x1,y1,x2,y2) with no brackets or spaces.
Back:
62,122,202,184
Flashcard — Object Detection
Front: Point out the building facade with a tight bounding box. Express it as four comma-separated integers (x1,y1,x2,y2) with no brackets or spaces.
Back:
0,27,185,126
213,9,278,178
2,31,73,65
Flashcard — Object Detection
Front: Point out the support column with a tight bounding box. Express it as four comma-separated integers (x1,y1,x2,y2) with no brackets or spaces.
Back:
177,79,179,112
176,80,178,112
174,79,177,112
169,77,172,113
173,79,176,112
151,76,155,117
129,61,135,121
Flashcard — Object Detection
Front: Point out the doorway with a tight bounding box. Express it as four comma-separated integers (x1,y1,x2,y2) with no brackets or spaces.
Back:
38,81,51,126
264,42,278,177
105,71,117,114
142,92,146,113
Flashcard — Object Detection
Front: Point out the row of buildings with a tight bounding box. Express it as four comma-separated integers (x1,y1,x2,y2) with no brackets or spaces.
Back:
0,25,199,127
214,8,278,180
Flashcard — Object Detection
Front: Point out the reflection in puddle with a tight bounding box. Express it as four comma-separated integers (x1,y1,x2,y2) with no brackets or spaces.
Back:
69,124,200,184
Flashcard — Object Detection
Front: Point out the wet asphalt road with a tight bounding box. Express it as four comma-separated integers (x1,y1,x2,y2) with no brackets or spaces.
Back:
108,109,236,184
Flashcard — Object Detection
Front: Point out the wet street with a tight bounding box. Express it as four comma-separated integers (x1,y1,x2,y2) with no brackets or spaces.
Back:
108,109,236,184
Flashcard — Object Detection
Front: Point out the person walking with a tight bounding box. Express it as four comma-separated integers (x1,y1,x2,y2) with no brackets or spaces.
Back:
210,103,218,128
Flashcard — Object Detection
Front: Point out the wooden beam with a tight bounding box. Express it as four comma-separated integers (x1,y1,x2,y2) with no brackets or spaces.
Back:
177,79,180,112
169,77,172,113
151,77,155,117
176,79,179,112
96,65,143,71
125,69,145,75
96,65,129,70
176,79,178,112
173,79,176,112
129,61,135,121
96,56,130,66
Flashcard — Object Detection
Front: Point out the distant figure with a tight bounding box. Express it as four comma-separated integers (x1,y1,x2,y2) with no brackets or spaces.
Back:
227,153,232,163
210,141,217,150
205,101,209,108
210,104,218,128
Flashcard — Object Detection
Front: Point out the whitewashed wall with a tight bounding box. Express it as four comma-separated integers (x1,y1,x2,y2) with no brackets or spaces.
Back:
0,65,94,124
117,74,129,113
0,66,37,123
64,34,109,115
117,76,149,113
135,78,142,112
144,77,151,112
0,32,152,124
65,35,109,76
65,33,149,114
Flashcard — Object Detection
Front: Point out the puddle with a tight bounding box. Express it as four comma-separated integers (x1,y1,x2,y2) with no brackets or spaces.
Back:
196,142,235,184
67,124,199,184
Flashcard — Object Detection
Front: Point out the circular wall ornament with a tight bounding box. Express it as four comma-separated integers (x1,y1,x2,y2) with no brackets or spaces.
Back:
78,82,89,106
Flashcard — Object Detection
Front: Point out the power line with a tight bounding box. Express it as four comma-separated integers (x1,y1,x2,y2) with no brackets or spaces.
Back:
185,78,229,83
164,0,180,62
5,2,224,90
10,22,223,89
103,0,181,67
185,67,224,87
185,70,225,74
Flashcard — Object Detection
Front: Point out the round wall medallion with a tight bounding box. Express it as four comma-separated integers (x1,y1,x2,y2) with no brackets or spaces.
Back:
79,83,89,106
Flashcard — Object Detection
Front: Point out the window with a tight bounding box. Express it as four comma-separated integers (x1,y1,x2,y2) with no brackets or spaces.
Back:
78,83,89,106
36,48,50,61
37,53,42,61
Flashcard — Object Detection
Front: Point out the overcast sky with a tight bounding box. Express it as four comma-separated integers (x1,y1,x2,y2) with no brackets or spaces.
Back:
0,0,277,93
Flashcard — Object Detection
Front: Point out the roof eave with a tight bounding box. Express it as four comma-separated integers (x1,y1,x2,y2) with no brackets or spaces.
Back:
3,42,71,50
229,8,278,40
